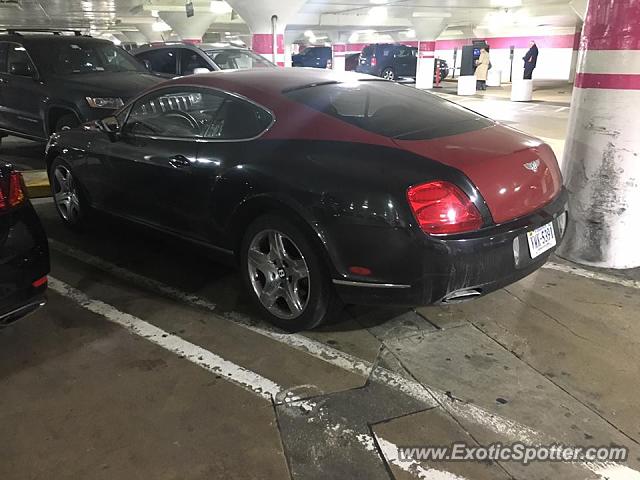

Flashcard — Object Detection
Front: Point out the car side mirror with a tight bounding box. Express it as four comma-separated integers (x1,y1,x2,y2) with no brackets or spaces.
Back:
193,67,210,75
9,62,35,78
98,116,120,141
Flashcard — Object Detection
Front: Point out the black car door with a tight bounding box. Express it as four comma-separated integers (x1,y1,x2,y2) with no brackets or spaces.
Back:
0,42,47,139
394,46,416,77
102,85,274,242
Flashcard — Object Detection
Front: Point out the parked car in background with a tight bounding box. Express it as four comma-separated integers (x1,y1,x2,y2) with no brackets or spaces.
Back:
0,30,163,144
0,164,49,327
356,43,450,82
133,43,275,77
45,69,567,332
292,46,332,69
356,43,417,80
345,53,360,71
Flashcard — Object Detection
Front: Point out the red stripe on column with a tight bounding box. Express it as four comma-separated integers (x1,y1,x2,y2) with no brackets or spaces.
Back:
575,73,640,90
582,0,640,50
252,34,284,54
332,44,346,53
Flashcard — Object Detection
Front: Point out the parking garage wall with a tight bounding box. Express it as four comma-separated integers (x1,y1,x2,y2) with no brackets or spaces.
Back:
343,32,578,82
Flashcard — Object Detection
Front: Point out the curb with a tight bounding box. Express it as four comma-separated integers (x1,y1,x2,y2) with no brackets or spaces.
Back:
20,170,51,199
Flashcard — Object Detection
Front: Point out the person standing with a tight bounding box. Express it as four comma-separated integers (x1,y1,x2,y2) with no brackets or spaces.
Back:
475,46,490,90
523,40,539,79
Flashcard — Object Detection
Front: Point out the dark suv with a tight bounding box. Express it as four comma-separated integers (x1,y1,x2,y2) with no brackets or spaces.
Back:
356,43,449,82
291,46,332,69
356,44,417,80
0,30,163,144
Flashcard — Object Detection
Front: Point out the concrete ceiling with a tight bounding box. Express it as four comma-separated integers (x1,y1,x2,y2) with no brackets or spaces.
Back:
0,0,580,43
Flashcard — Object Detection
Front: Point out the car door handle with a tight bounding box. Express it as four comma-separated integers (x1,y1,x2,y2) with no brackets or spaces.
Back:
168,155,191,168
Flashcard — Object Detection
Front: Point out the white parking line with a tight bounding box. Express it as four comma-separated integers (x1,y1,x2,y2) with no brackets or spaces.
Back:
544,261,640,290
376,437,469,480
48,240,640,480
48,276,283,401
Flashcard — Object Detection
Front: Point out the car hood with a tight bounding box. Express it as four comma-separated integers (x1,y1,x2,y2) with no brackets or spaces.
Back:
49,72,165,100
394,124,563,224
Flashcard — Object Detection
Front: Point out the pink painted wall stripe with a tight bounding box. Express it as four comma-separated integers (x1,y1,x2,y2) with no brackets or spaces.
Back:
575,73,640,90
252,34,284,54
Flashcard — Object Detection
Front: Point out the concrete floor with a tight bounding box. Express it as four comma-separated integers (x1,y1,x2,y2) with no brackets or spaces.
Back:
1,89,639,480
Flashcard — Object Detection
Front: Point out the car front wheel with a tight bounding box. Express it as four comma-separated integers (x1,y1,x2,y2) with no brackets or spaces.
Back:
241,214,340,331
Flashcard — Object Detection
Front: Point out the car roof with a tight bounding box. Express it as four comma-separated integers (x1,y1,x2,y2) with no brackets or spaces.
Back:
0,33,109,44
133,43,250,54
166,68,379,100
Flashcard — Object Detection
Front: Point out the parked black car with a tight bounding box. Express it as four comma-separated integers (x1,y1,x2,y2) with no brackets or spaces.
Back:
0,30,163,144
45,69,566,332
0,164,49,326
133,43,274,77
292,46,332,69
356,43,449,82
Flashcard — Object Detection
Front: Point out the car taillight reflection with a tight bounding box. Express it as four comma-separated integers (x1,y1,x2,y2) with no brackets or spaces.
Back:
0,171,26,211
407,181,483,235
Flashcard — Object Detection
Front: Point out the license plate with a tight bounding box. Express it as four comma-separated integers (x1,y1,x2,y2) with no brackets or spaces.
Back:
527,222,557,259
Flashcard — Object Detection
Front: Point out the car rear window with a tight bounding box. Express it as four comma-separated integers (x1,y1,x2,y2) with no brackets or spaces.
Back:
361,46,373,58
284,81,493,140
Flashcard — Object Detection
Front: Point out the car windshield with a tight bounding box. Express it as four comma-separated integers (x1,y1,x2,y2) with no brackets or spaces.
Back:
285,80,493,140
52,42,144,74
205,49,274,70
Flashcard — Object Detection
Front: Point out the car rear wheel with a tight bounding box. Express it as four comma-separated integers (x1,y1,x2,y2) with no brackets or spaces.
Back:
241,214,340,331
50,158,89,229
382,67,396,81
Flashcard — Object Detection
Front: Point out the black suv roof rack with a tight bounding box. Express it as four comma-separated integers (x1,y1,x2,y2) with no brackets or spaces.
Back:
4,28,88,37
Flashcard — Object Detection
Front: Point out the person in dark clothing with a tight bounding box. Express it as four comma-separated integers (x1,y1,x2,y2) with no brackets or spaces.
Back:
523,41,539,79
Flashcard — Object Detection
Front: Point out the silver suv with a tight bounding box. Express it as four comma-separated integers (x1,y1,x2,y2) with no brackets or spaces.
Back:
133,43,275,76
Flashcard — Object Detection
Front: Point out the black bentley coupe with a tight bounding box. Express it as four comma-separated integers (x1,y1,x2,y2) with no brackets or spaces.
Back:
45,69,567,331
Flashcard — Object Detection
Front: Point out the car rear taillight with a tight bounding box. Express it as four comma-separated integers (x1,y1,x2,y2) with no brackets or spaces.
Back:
371,57,377,67
407,181,483,235
0,171,26,211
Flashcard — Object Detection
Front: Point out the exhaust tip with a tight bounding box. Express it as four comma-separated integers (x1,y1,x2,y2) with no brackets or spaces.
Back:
442,288,483,304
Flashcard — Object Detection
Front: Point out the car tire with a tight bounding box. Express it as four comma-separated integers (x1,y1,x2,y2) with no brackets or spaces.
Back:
54,113,80,132
49,157,90,230
382,67,396,81
240,214,341,332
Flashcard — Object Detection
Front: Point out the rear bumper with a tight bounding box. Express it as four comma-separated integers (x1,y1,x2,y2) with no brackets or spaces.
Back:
333,189,568,306
0,203,50,325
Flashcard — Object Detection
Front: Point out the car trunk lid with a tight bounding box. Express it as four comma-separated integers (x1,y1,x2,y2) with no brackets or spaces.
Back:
394,125,563,224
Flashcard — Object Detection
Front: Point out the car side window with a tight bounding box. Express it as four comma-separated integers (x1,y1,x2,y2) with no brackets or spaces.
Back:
138,48,178,75
397,47,412,58
180,50,211,75
6,43,36,77
122,88,272,140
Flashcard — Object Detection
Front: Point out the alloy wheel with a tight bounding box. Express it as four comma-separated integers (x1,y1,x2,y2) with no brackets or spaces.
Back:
382,69,395,80
247,229,311,320
52,165,81,223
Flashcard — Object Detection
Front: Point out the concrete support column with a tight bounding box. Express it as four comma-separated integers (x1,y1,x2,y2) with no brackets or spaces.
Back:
558,0,640,269
158,12,216,44
226,0,306,67
136,23,165,44
253,33,285,66
412,16,448,90
416,41,436,89
332,44,347,71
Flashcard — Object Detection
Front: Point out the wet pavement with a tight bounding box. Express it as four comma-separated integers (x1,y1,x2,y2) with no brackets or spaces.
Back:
1,87,639,479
